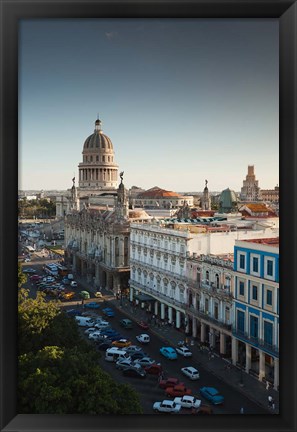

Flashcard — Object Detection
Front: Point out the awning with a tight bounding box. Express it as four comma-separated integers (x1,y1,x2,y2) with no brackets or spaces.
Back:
134,293,155,302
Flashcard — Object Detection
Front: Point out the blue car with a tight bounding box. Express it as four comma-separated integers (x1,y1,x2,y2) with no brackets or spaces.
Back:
159,347,177,360
101,329,119,336
85,302,100,309
199,387,224,405
102,307,115,317
66,309,82,316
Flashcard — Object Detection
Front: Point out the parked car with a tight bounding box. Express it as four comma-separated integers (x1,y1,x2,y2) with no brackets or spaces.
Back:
122,367,146,378
119,318,133,329
173,395,201,410
23,268,36,274
84,327,97,335
159,377,184,389
153,400,181,414
65,309,81,316
79,290,90,299
197,404,213,415
94,321,110,329
123,345,143,354
61,291,75,300
199,387,224,405
30,275,42,281
115,358,134,370
112,339,132,348
130,351,147,361
165,385,192,398
95,291,103,298
102,307,115,317
160,347,177,360
176,346,193,357
134,357,156,367
70,281,78,288
144,363,163,375
136,334,150,344
85,302,100,309
181,366,200,380
137,320,149,330
89,332,103,341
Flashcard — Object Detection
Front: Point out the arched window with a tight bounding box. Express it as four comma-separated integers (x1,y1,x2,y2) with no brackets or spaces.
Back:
215,273,220,289
206,270,209,283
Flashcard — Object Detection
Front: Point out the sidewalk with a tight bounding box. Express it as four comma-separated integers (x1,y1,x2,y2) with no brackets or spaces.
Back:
77,278,279,414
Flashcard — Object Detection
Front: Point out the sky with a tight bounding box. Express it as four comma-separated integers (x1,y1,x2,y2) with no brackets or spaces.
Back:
19,19,279,192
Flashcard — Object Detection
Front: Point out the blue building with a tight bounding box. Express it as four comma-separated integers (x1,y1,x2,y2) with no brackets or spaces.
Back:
232,238,279,390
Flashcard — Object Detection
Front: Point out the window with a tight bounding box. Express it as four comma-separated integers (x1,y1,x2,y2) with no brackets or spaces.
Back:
239,254,245,269
237,310,245,333
266,290,273,305
250,315,258,339
267,260,273,276
239,281,244,296
264,321,273,346
252,285,258,301
252,257,259,273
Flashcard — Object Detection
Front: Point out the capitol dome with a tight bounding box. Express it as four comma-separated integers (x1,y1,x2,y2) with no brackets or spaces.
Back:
83,119,114,150
78,118,119,191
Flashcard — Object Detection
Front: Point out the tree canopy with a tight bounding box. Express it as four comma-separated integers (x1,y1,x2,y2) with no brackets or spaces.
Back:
18,289,142,414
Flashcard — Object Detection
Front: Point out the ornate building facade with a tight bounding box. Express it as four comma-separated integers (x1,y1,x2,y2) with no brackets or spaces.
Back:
64,175,130,293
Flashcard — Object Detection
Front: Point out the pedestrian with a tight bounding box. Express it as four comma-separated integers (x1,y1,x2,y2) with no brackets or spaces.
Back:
266,381,270,391
268,395,273,408
240,407,244,414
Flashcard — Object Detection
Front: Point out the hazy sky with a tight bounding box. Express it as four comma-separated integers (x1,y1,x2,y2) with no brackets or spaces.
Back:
19,19,279,192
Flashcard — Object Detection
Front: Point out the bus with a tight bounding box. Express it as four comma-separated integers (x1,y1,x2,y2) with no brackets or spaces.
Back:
44,264,58,277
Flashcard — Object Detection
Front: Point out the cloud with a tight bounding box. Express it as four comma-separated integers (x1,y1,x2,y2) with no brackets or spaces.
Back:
105,31,118,40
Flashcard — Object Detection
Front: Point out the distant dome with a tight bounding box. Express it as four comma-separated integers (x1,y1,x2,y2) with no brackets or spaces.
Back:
219,188,238,213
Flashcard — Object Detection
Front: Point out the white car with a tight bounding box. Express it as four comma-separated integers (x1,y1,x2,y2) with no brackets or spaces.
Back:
123,345,142,353
84,327,97,335
115,358,134,370
136,334,150,344
70,281,78,287
173,395,201,409
134,357,156,367
94,321,110,329
176,346,193,357
181,366,200,380
88,331,102,340
153,400,181,413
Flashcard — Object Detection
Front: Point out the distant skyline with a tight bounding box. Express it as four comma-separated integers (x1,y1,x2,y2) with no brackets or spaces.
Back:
19,19,279,192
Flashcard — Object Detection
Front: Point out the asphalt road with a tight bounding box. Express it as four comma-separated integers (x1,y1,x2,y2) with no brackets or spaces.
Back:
20,255,267,415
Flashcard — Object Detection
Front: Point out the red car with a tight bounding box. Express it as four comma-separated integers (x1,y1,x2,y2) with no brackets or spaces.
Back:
144,364,163,375
159,377,184,389
165,385,192,398
137,320,149,330
30,275,42,281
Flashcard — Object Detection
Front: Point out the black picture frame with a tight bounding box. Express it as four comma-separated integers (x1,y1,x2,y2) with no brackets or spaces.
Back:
1,1,296,431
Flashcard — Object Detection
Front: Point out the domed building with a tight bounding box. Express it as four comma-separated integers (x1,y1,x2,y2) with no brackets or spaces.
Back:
78,118,119,192
218,188,239,213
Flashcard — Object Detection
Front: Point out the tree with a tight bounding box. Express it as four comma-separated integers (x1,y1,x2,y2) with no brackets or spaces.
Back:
18,262,27,288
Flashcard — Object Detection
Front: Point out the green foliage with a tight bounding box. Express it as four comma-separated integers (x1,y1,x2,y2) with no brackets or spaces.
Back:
18,263,27,288
18,292,143,414
18,197,56,218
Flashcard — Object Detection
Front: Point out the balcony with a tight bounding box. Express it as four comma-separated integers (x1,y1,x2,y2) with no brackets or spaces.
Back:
130,258,188,282
129,280,186,309
232,329,279,356
186,306,232,332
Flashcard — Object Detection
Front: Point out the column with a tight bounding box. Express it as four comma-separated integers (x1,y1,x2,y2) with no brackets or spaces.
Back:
273,358,279,390
148,302,152,313
185,315,190,333
245,344,251,373
129,287,134,302
209,327,215,348
95,264,100,287
259,350,266,381
154,301,158,316
161,303,165,320
220,332,226,355
231,338,238,365
201,322,206,342
192,317,197,338
168,306,173,323
193,295,197,309
176,310,181,328
72,254,76,274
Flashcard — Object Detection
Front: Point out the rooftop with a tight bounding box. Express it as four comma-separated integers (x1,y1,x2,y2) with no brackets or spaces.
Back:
242,237,279,247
